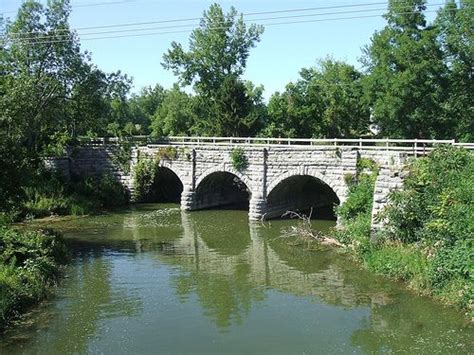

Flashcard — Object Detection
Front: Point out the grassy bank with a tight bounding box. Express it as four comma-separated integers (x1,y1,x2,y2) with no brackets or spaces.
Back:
19,169,129,220
0,225,68,330
334,146,473,315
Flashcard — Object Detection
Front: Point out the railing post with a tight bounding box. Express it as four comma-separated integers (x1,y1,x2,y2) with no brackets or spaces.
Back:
333,138,337,147
359,137,362,148
385,138,389,151
414,138,418,157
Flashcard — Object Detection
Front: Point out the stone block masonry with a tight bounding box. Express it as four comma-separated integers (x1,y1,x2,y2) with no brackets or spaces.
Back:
66,143,409,228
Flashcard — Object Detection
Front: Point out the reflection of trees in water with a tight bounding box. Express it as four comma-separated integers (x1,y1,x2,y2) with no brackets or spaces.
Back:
260,226,394,308
26,248,142,353
172,263,266,329
351,297,474,353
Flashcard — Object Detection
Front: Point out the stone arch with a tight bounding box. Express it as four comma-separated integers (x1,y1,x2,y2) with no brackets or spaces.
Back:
265,167,344,220
133,156,185,202
192,165,253,211
157,160,187,187
195,165,255,197
266,167,345,203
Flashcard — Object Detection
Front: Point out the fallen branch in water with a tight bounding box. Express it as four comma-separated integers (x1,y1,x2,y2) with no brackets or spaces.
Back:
280,210,343,248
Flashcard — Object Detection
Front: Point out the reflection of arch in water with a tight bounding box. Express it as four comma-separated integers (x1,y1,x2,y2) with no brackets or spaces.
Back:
265,169,342,220
174,212,378,310
141,166,184,203
193,167,253,210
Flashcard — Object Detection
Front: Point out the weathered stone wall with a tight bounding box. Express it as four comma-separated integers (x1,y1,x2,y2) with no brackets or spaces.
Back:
68,145,133,192
68,143,408,227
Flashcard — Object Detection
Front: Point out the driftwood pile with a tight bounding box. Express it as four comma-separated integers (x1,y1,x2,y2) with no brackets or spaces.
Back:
280,210,343,248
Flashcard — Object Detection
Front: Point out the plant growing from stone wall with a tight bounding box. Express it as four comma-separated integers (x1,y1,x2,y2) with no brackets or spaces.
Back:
110,141,132,174
132,157,159,202
230,148,248,171
335,158,379,247
155,146,178,162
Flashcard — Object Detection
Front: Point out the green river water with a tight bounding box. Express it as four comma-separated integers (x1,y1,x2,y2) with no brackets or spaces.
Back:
1,204,472,354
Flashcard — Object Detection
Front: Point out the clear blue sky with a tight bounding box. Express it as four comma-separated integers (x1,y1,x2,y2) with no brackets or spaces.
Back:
2,0,443,99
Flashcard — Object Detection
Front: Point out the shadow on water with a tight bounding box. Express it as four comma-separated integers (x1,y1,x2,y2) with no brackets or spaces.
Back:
2,204,473,354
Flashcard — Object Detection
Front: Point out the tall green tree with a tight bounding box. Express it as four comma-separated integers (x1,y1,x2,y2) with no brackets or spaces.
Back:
0,0,132,212
263,59,369,138
435,0,474,142
162,3,264,136
151,85,197,137
0,0,127,154
363,0,448,138
128,84,166,134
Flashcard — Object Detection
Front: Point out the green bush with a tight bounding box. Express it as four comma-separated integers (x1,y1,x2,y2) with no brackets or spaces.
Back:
0,226,68,329
383,146,473,245
335,157,378,247
110,141,132,174
230,148,248,171
337,175,376,223
132,158,159,202
22,170,128,218
335,212,372,253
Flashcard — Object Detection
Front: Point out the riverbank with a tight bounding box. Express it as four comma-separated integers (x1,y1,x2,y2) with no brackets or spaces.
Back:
0,225,68,330
333,146,473,316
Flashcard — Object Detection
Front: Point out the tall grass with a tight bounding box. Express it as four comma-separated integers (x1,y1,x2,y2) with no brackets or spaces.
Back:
22,170,129,219
0,226,68,329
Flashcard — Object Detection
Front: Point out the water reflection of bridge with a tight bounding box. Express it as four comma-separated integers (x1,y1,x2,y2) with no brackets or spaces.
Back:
126,210,391,311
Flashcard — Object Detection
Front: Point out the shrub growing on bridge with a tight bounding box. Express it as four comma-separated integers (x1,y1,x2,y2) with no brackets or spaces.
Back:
230,148,248,171
132,158,158,202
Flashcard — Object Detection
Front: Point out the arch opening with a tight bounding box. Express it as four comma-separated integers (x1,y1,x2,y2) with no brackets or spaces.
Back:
193,172,250,210
266,175,340,220
142,167,183,203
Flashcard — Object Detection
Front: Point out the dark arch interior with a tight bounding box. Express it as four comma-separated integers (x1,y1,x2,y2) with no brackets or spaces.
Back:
266,175,340,220
144,167,183,203
193,172,250,210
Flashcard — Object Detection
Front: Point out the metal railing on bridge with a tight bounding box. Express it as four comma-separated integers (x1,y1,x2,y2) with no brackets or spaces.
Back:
78,136,474,155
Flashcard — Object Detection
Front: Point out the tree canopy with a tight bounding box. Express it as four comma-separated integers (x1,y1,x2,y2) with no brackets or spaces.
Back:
162,4,264,136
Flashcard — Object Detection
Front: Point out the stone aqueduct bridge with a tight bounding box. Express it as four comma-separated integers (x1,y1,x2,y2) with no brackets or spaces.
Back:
61,137,468,226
